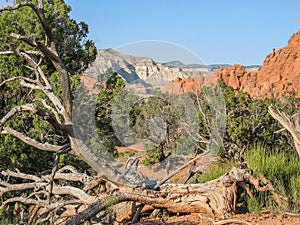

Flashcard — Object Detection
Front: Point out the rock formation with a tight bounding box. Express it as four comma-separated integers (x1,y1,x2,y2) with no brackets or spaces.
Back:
84,49,234,88
215,29,300,98
213,64,258,94
253,29,300,97
164,29,300,98
83,29,300,98
84,48,188,86
162,74,216,94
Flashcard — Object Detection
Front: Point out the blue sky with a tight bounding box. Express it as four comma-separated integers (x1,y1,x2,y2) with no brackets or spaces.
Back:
2,1,300,65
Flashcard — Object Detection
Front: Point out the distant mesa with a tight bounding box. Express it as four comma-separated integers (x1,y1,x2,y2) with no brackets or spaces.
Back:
83,48,235,88
162,60,187,68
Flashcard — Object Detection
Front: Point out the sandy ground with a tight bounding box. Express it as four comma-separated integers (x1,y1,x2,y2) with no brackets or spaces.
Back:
136,210,300,225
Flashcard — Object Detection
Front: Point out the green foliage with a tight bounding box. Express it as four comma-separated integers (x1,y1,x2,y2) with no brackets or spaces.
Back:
95,70,125,154
0,204,23,224
218,78,299,161
245,144,300,211
0,0,96,174
191,80,300,212
196,161,235,183
247,197,263,212
104,195,119,208
134,97,172,159
129,93,194,163
142,146,165,166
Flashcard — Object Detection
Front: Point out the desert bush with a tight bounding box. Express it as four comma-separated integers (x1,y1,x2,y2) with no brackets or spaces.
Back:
245,143,300,211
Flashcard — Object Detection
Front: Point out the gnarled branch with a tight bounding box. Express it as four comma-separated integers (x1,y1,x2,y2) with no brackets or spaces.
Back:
0,76,37,87
1,127,63,153
0,50,42,56
0,103,67,132
1,0,72,118
268,105,300,157
34,98,62,124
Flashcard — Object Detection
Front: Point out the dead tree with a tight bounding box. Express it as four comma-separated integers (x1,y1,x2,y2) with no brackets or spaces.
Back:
268,105,300,157
0,0,129,185
0,166,287,224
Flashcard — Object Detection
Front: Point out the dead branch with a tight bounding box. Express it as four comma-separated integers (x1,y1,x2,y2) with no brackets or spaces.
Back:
284,212,300,217
268,105,300,157
0,50,43,56
214,219,252,225
1,127,63,153
0,166,288,224
63,199,107,225
0,104,37,126
13,48,51,89
245,173,288,209
1,170,40,182
0,103,65,131
2,166,92,186
10,33,60,63
154,154,202,189
51,186,97,204
0,75,65,119
1,1,72,117
66,167,286,224
1,180,96,205
34,98,61,124
0,76,37,87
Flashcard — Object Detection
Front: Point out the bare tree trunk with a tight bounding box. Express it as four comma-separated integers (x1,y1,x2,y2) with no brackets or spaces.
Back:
268,105,300,157
0,167,287,224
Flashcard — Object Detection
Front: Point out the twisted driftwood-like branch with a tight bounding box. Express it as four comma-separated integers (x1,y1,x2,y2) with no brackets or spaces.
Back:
0,167,287,225
0,0,72,117
268,105,300,157
0,0,131,185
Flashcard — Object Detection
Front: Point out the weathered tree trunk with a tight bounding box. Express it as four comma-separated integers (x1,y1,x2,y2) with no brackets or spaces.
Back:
1,167,285,224
268,105,300,157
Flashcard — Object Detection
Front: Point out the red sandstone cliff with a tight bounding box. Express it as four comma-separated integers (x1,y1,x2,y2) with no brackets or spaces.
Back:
254,29,300,97
162,74,216,94
164,29,300,98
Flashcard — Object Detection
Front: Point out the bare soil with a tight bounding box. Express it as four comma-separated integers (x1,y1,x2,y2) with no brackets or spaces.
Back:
137,210,300,225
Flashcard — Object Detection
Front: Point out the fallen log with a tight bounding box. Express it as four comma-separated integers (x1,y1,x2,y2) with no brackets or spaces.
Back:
64,167,287,224
0,167,287,224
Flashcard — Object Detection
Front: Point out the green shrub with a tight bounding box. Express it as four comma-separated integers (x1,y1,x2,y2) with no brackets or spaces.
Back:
105,195,119,208
197,161,235,183
247,197,263,212
245,143,300,211
142,147,165,166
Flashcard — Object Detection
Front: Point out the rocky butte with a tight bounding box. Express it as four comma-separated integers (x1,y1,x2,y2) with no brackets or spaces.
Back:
165,29,300,98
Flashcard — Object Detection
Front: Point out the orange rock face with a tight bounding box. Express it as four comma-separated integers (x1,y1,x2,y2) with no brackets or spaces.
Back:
162,75,217,94
164,29,300,98
214,64,248,90
254,29,300,98
214,29,300,98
